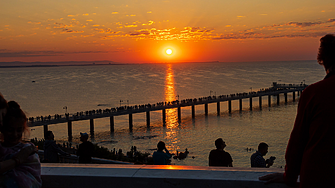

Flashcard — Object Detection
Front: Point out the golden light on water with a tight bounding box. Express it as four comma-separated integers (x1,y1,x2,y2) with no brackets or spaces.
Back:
164,64,179,152
164,64,178,128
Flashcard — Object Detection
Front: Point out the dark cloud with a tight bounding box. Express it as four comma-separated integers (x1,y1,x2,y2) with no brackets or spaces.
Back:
286,21,323,27
129,30,150,36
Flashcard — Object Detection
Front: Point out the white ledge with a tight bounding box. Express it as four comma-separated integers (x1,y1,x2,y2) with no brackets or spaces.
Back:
41,164,289,188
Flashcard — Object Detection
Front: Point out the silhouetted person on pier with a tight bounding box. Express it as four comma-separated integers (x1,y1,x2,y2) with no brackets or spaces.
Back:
77,132,94,163
209,138,233,167
43,131,70,163
153,141,171,165
250,142,274,168
259,34,335,188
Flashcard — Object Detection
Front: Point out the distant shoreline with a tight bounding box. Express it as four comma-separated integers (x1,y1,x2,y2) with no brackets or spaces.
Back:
0,59,316,68
0,63,127,68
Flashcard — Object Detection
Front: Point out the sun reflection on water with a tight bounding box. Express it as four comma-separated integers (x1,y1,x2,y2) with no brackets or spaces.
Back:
164,64,179,152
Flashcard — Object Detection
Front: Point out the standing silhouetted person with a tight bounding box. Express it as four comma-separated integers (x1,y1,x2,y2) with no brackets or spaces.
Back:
153,141,171,165
77,132,94,163
260,34,335,187
209,138,233,167
43,131,70,163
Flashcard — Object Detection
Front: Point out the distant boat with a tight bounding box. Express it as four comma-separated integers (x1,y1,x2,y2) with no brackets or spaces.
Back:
32,81,35,83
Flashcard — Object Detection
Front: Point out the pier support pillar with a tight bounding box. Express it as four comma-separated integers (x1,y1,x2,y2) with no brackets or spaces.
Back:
192,105,195,119
129,114,133,131
259,96,262,110
249,97,253,111
284,93,288,104
67,121,72,141
146,111,150,128
162,109,166,125
217,102,220,116
205,104,208,116
268,95,271,107
239,99,242,112
293,91,296,102
228,100,232,114
110,116,114,133
90,119,94,136
43,124,48,139
277,94,280,105
178,107,181,122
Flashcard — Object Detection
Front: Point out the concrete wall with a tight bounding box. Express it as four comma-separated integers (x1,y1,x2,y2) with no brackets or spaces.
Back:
41,164,289,188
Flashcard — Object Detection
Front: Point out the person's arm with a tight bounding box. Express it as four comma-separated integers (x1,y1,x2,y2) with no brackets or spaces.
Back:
209,152,212,166
0,145,36,174
51,142,69,156
228,153,233,167
164,148,171,158
0,159,16,174
284,91,310,186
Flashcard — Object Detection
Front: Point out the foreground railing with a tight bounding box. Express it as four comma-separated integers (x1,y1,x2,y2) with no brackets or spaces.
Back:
41,164,290,188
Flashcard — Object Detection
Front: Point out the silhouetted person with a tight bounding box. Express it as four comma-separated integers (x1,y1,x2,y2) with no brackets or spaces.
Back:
43,131,69,163
153,141,171,165
250,142,274,168
77,132,94,163
260,34,335,187
209,138,233,167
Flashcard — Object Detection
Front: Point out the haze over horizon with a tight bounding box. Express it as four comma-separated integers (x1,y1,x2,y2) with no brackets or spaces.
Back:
1,0,334,63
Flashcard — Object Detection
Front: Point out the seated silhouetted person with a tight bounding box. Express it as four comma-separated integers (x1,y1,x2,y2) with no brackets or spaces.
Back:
250,142,274,168
209,138,233,167
153,141,171,165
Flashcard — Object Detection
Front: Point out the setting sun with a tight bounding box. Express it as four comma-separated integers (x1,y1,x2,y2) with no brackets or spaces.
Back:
166,49,173,55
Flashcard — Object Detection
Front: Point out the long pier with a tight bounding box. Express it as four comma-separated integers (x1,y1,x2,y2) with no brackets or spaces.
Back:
29,82,307,140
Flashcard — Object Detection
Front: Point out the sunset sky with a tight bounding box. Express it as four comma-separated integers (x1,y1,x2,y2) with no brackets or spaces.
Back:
1,0,334,63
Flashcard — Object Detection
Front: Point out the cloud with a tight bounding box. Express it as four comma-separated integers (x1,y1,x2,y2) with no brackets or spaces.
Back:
125,25,137,28
129,29,150,36
53,22,73,29
61,29,84,33
112,12,119,14
27,21,41,24
286,21,323,27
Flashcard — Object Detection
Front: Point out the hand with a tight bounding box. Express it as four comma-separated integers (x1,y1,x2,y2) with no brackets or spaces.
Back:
266,159,274,167
259,173,285,185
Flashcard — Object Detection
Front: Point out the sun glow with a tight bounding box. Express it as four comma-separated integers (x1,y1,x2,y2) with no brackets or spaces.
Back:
166,49,173,55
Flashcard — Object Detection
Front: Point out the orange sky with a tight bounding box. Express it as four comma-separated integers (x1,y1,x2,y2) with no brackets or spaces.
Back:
1,0,334,63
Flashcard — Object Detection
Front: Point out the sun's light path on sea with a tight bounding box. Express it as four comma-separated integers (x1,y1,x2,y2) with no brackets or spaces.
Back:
164,64,179,152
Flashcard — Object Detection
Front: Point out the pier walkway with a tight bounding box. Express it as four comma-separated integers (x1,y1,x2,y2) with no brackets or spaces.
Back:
29,82,307,139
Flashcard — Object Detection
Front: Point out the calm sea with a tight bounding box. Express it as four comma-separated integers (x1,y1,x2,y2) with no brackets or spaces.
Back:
0,61,325,167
